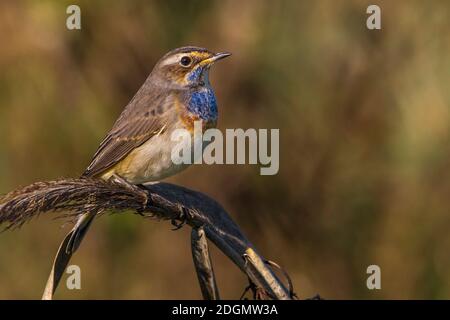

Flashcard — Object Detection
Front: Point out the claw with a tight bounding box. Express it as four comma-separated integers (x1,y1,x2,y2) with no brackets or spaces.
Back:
171,218,185,230
171,207,191,230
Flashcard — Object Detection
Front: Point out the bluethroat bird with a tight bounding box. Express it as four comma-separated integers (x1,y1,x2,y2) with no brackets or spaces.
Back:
66,46,231,253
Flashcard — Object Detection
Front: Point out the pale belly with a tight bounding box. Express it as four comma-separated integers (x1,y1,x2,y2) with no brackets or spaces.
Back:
101,129,205,184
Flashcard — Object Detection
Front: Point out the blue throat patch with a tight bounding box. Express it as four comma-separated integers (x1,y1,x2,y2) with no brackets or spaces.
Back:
186,66,218,121
188,88,218,121
187,67,203,83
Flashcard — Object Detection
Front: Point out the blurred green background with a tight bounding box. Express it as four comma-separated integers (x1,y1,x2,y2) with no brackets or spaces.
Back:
1,0,450,299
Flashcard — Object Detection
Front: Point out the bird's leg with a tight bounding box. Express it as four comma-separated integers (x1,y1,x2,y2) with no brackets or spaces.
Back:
108,174,149,214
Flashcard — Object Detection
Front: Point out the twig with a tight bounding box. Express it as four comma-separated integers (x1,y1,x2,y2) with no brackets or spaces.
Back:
42,229,76,300
243,248,290,300
191,226,220,300
0,178,292,299
265,259,298,299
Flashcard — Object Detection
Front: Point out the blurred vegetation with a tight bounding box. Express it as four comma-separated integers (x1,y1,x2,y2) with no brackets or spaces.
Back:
0,0,450,299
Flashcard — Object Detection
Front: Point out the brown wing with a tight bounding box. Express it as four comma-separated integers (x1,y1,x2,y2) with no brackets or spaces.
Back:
82,88,175,178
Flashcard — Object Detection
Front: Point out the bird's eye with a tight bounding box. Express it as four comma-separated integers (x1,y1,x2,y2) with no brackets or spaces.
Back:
180,56,192,67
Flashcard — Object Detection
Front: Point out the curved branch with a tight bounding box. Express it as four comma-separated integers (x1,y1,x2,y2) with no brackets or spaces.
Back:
0,179,292,300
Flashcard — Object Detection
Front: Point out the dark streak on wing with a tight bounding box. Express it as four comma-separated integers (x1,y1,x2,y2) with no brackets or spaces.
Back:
82,86,175,179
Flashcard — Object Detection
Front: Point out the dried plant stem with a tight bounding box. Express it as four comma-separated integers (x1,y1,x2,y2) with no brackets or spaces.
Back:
191,227,220,300
0,179,292,300
42,229,76,300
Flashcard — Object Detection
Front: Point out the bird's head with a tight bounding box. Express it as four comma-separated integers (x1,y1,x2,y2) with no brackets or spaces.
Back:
153,46,231,87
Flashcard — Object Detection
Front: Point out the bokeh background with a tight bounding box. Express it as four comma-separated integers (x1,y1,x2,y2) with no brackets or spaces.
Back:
0,0,449,299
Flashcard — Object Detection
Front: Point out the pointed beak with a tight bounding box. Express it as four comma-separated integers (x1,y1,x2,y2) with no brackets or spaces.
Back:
200,52,232,66
212,52,232,61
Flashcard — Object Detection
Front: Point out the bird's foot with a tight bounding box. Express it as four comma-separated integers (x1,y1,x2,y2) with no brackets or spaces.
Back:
171,207,192,230
135,183,151,216
109,175,150,214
